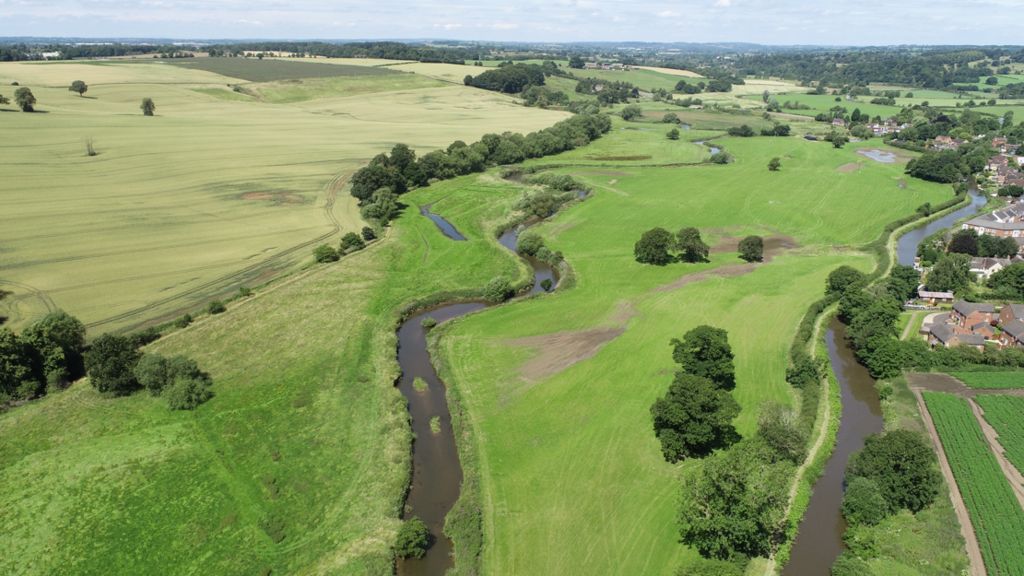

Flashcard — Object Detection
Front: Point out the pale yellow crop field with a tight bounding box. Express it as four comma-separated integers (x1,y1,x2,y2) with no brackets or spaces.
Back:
0,59,568,332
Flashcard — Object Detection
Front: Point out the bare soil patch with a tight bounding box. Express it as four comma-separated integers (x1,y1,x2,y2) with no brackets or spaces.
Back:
655,235,799,292
836,163,862,173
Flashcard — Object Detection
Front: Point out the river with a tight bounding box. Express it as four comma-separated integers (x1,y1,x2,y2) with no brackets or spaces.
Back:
397,212,556,576
784,189,987,574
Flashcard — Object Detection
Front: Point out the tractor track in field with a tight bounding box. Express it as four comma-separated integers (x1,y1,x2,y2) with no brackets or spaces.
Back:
83,170,351,331
0,279,58,315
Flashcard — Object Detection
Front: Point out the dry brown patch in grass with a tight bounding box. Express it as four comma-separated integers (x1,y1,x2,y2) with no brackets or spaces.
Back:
655,235,800,292
836,163,862,173
239,191,308,205
506,301,636,382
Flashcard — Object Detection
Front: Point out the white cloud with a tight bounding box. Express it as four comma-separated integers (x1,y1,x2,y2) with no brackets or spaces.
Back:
715,0,732,6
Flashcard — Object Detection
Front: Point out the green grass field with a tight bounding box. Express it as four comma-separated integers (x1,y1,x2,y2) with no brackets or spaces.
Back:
169,57,398,81
0,174,536,575
762,92,905,119
951,371,1024,389
923,392,1024,576
437,128,950,574
977,395,1024,474
0,59,567,332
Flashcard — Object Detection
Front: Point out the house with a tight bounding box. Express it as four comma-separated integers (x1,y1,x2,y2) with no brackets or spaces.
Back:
950,300,996,328
969,257,1010,280
993,137,1010,154
918,288,955,305
988,154,1010,173
928,323,986,350
999,319,1024,348
931,135,964,151
1001,303,1024,326
963,203,1024,240
831,118,846,128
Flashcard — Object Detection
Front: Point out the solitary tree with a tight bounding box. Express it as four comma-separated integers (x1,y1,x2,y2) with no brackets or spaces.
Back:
0,94,9,105
14,87,35,112
620,104,643,121
667,127,680,140
676,227,709,263
768,157,781,171
634,227,674,265
738,235,764,262
340,232,366,252
69,80,88,96
651,373,740,462
671,325,736,389
140,97,156,116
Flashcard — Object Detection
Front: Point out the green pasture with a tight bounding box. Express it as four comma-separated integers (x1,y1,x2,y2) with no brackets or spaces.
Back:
524,117,713,166
764,92,905,119
569,66,696,92
952,371,1024,389
0,59,567,332
438,129,950,574
0,174,533,575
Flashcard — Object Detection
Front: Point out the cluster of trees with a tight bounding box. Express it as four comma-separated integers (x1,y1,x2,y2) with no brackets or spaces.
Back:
651,326,739,462
209,41,473,64
727,125,755,137
86,333,213,410
521,86,569,108
660,326,808,564
575,78,639,104
925,253,972,293
634,227,710,265
998,184,1024,198
313,229,373,263
946,228,1019,258
840,430,941,529
516,231,563,278
906,147,988,183
349,113,611,206
831,264,922,378
0,311,86,402
463,63,546,94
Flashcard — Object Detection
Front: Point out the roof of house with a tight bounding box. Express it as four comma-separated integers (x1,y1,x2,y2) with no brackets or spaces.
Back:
931,323,986,346
970,257,1010,271
953,301,995,316
919,289,955,299
971,321,993,332
930,323,954,343
1004,319,1024,340
1004,304,1024,320
959,333,987,346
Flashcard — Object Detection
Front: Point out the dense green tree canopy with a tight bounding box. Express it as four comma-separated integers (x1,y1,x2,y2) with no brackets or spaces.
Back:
826,265,868,297
676,227,710,263
925,253,971,293
848,430,941,514
671,325,736,389
85,334,141,396
634,227,675,265
738,235,764,262
651,373,740,462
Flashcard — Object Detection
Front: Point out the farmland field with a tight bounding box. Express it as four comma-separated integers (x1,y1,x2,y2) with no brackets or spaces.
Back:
437,125,950,574
977,395,1024,474
951,371,1024,389
923,392,1024,576
169,57,398,81
0,174,535,575
0,58,567,332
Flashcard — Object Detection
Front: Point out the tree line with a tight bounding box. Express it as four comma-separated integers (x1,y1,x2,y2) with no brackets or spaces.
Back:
0,310,212,410
348,113,612,216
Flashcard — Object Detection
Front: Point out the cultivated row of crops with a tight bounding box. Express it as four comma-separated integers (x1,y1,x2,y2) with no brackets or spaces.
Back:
977,395,1024,475
951,371,1024,390
924,392,1024,576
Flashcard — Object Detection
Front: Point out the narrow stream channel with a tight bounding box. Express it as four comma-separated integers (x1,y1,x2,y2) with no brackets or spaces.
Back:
396,212,556,576
785,189,988,573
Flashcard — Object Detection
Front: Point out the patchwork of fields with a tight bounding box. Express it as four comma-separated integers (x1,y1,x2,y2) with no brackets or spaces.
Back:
0,58,567,332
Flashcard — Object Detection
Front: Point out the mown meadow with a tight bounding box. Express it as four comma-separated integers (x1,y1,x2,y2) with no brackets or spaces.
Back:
0,58,566,332
436,121,951,574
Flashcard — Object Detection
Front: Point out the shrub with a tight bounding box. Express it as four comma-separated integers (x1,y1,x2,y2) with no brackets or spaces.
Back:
620,104,643,121
757,403,806,463
174,313,192,329
361,226,377,240
421,316,437,330
140,97,156,116
667,128,680,140
395,517,431,559
662,112,678,123
207,300,226,315
842,476,889,526
727,124,755,137
738,235,764,262
314,244,339,263
831,553,873,576
848,430,940,513
768,157,781,171
340,232,366,252
164,375,213,410
709,151,731,164
483,277,514,303
540,278,554,292
517,232,544,256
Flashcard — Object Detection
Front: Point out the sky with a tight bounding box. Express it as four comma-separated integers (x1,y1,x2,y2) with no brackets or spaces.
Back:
1,0,1022,46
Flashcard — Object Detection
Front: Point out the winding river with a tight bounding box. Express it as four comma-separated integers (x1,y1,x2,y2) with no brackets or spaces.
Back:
397,210,557,576
784,189,987,573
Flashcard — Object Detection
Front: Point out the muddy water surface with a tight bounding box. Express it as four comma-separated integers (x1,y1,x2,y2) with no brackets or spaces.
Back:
782,319,883,575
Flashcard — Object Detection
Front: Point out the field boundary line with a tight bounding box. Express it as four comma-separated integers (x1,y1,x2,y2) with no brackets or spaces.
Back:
913,388,986,576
